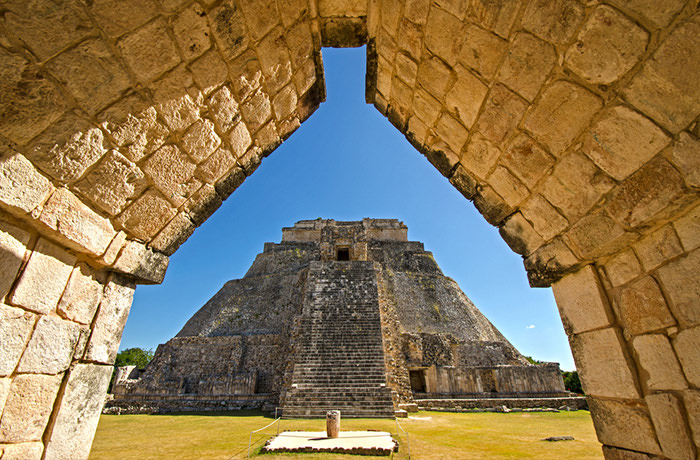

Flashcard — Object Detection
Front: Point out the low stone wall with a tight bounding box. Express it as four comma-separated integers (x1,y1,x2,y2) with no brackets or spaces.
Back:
416,396,588,411
104,393,275,414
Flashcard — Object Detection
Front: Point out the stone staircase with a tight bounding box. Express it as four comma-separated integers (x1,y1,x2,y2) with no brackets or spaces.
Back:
281,261,395,418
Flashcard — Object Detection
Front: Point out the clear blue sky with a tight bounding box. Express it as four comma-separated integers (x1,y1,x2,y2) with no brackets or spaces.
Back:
120,47,576,371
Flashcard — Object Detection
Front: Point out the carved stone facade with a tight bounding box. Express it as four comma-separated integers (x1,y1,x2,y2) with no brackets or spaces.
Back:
0,0,698,458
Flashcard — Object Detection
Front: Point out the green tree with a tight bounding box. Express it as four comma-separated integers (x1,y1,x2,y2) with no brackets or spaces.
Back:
114,347,154,369
563,370,583,394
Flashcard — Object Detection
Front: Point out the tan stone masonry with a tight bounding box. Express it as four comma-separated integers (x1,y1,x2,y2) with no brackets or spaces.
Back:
0,0,699,458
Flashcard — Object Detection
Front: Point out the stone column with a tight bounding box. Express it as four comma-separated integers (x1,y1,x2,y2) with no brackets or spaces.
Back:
326,410,340,438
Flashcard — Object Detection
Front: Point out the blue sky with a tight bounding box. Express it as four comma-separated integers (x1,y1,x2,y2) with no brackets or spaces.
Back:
120,47,576,371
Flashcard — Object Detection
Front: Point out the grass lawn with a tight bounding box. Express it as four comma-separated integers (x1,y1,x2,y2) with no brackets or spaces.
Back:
89,410,602,460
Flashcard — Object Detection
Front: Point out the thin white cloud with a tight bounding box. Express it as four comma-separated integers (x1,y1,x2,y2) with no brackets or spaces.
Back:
526,324,536,329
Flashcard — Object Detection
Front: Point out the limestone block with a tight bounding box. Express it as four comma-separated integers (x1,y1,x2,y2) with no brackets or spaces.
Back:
521,0,585,46
375,57,393,99
423,143,459,178
658,250,700,328
608,0,685,28
397,19,423,60
524,238,580,287
604,249,642,287
190,51,228,95
197,147,237,184
448,165,477,200
474,85,528,147
520,194,568,241
0,154,53,216
674,326,700,387
606,157,689,229
675,205,700,252
646,393,695,460
239,0,279,41
416,56,453,101
0,50,66,145
616,276,676,336
499,212,543,256
241,90,273,132
0,441,44,460
460,133,501,180
498,32,556,102
171,3,211,61
117,19,181,82
253,121,280,154
38,188,116,257
186,184,223,227
74,150,147,216
43,364,113,460
583,106,669,181
11,239,76,315
57,263,103,326
445,66,488,129
566,209,634,259
0,221,30,301
473,186,513,226
633,225,683,272
277,0,307,27
46,38,131,114
632,334,687,391
433,114,468,154
273,84,299,122
150,213,196,256
670,132,700,188
113,240,169,285
424,6,462,66
587,397,662,455
214,167,246,200
0,304,36,376
151,68,202,132
487,166,529,208
117,189,177,241
459,25,507,79
683,390,700,449
255,28,292,93
26,113,107,183
412,89,441,128
208,86,241,134
381,0,402,33
501,134,554,188
85,274,135,364
0,377,9,414
404,0,430,25
318,0,365,16
98,97,166,162
182,119,221,164
228,50,263,103
160,0,190,11
2,0,91,61
464,1,519,38
523,81,602,156
17,316,80,375
228,122,253,158
394,53,417,88
624,16,700,133
100,231,127,267
552,265,613,335
565,6,648,85
407,116,429,148
144,145,199,207
87,0,159,38
570,327,640,399
540,151,615,221
0,373,63,442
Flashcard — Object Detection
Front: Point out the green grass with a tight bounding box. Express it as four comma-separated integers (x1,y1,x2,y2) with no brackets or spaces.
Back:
89,410,603,460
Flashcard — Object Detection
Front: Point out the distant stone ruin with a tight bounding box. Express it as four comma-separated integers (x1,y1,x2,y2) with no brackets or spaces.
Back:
110,219,577,416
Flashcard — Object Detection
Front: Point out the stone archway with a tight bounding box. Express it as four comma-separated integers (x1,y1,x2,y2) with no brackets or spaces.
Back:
0,1,699,459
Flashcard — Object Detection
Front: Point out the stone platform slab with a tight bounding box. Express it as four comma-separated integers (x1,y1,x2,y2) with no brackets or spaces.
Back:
261,431,398,456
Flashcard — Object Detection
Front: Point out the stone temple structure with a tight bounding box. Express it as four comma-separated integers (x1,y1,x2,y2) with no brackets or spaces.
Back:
110,219,571,417
0,0,699,458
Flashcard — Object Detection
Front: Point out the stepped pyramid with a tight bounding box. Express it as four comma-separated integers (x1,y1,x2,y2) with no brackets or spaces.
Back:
110,219,569,417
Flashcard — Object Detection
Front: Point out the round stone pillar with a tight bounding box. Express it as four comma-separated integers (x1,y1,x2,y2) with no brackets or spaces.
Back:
326,410,340,438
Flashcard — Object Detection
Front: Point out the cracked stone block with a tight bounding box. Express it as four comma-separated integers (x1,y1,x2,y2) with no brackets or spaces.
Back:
525,238,580,287
151,66,202,132
98,96,166,162
143,145,199,207
38,188,116,257
570,327,640,399
26,112,107,184
474,85,528,146
113,241,169,285
674,325,700,387
255,28,292,93
0,373,63,442
583,106,669,181
604,249,642,287
646,393,695,460
445,66,488,129
0,441,43,460
624,17,700,133
171,3,212,61
587,397,662,455
227,122,253,158
241,90,273,132
658,249,700,329
87,0,159,38
521,0,585,46
632,334,687,391
616,276,676,335
208,85,241,133
228,50,263,102
633,225,683,272
117,19,181,82
117,189,177,241
0,49,66,145
43,364,113,460
85,274,135,364
0,221,30,301
416,56,453,101
459,25,507,79
17,315,80,375
552,265,613,335
74,150,147,216
0,303,36,376
197,147,237,184
57,263,103,326
565,6,648,85
190,51,228,95
182,119,221,163
498,32,556,102
425,6,463,65
150,213,195,256
46,38,132,115
520,194,568,241
11,239,75,315
523,80,602,156
0,154,53,216
670,132,700,188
